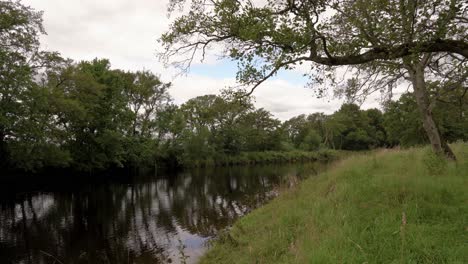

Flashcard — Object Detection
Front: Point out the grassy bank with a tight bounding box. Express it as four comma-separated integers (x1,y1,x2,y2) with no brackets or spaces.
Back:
200,144,468,263
181,149,341,168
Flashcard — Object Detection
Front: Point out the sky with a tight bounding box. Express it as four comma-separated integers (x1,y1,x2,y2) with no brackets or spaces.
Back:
22,0,385,120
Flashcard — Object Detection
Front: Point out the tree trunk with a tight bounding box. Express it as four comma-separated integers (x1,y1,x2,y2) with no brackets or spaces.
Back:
407,62,457,160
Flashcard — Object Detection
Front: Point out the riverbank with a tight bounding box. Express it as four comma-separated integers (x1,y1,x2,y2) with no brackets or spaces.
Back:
200,143,468,263
180,149,341,168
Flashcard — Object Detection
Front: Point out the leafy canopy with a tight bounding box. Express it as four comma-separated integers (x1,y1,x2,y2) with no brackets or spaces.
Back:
161,0,467,94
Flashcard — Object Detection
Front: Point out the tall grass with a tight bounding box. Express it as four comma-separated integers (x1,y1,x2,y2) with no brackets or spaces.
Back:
200,144,468,263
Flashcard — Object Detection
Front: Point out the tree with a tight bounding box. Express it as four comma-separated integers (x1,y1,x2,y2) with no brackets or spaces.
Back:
383,93,428,147
328,104,375,150
238,108,282,151
282,114,320,150
299,129,321,151
125,70,172,138
160,0,467,159
7,75,72,170
50,59,131,170
47,59,174,170
282,115,308,148
180,94,219,132
384,92,468,147
364,108,387,148
122,70,172,166
0,1,175,172
154,104,186,167
0,0,63,169
179,91,253,158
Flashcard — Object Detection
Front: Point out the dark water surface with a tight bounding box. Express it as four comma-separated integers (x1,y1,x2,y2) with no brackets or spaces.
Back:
0,162,327,264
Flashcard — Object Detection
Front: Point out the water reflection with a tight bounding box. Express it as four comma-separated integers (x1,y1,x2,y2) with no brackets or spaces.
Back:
0,162,326,264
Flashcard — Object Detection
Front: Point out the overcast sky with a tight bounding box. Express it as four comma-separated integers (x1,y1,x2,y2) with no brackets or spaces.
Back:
22,0,385,120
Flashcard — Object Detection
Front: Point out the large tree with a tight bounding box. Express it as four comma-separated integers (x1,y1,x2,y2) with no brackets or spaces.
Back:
160,0,467,159
0,0,63,169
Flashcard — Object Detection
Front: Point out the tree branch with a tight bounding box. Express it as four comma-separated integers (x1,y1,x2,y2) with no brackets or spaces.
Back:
306,39,468,66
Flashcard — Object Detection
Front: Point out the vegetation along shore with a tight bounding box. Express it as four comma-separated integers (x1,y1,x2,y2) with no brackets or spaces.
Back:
200,143,468,263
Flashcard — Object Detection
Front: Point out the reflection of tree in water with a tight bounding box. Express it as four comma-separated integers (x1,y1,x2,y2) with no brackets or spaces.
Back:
0,186,172,264
0,162,325,264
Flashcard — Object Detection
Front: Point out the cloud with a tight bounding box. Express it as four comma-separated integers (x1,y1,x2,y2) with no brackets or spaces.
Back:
253,79,342,120
169,75,235,104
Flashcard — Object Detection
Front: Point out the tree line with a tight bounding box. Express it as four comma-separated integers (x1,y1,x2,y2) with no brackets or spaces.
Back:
1,54,466,172
1,1,467,173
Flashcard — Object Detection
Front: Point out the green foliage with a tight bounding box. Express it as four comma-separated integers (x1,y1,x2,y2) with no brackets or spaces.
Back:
383,92,468,148
200,143,468,264
172,92,285,166
281,104,389,152
181,149,340,168
2,46,172,171
0,1,63,169
298,130,321,151
2,1,467,172
383,93,427,147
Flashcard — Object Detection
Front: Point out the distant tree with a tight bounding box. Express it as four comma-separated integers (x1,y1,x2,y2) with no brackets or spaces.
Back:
364,108,387,148
238,108,282,151
299,129,321,151
121,70,172,166
154,104,186,167
384,91,468,147
327,104,375,150
125,70,172,138
282,115,311,149
383,93,428,147
211,90,255,154
180,94,219,132
180,90,253,156
306,113,328,141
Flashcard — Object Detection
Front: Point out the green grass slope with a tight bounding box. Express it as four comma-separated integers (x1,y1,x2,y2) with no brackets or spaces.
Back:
200,144,468,264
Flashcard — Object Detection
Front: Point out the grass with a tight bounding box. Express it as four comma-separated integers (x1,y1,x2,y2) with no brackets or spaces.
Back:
183,149,341,168
200,143,468,264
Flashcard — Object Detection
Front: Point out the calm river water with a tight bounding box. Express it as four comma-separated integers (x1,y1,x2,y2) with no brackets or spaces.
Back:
0,162,327,264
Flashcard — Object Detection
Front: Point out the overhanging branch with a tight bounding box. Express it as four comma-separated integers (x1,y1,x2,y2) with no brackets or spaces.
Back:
306,39,468,66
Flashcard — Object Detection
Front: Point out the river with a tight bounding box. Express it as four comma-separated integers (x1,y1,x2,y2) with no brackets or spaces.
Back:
0,162,328,264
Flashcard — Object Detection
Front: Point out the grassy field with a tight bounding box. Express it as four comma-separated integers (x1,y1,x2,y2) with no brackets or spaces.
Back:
200,144,468,263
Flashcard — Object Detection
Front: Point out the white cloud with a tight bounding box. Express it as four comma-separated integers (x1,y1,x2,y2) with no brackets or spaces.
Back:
169,75,235,105
253,79,342,120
